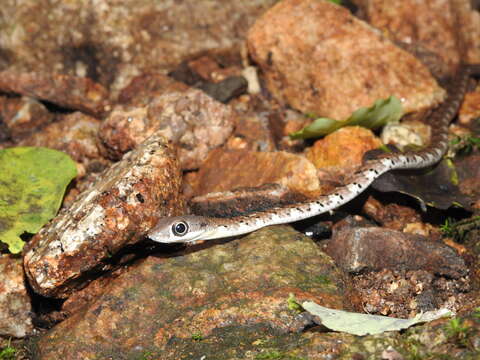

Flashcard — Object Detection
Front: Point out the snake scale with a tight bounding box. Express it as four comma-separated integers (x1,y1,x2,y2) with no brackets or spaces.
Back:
148,64,479,244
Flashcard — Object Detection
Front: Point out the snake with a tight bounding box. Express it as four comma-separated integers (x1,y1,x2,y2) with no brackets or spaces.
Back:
148,64,479,244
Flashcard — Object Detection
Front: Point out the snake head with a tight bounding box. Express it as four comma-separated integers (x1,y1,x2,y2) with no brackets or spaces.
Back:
147,215,211,243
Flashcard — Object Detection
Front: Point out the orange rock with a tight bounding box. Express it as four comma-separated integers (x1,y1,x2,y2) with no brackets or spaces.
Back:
247,0,445,120
192,148,320,197
459,90,480,125
305,126,382,171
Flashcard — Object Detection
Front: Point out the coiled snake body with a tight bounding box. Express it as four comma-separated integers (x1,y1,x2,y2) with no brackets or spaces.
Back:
148,65,479,244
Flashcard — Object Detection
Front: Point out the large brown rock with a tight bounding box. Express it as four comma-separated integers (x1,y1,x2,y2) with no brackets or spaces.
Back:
23,134,183,298
32,226,346,359
247,0,445,120
326,225,467,278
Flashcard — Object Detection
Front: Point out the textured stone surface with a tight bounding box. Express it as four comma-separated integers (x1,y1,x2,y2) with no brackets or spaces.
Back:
17,112,101,165
0,71,109,117
0,96,53,141
0,0,277,91
362,0,480,72
23,134,183,298
0,255,33,338
32,226,346,359
326,225,467,278
191,148,322,197
247,0,445,120
99,89,235,169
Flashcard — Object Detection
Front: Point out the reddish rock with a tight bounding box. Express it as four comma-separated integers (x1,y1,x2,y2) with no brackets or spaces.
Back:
459,89,480,125
0,71,109,117
326,225,467,278
33,226,346,359
99,88,235,169
0,96,53,141
23,134,183,298
247,0,445,120
117,73,189,106
191,148,322,197
0,255,33,338
361,0,480,72
17,112,102,166
305,126,383,172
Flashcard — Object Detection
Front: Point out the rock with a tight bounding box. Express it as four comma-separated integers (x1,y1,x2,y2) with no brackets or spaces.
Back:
17,112,102,166
0,71,109,117
353,269,470,318
0,0,278,90
326,225,467,278
305,126,383,172
23,134,183,298
0,96,54,141
381,120,431,152
0,255,33,338
99,88,235,169
360,0,480,72
459,89,480,125
117,73,189,106
191,148,322,197
32,226,346,359
361,196,422,232
226,112,277,152
247,0,445,120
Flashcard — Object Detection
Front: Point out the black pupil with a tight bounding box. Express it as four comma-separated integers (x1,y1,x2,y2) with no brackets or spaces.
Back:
173,222,187,236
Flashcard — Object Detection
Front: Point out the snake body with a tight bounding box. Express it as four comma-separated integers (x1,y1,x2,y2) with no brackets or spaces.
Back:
148,65,478,244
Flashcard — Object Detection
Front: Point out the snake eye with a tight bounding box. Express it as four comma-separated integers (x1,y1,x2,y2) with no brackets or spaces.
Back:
172,221,189,236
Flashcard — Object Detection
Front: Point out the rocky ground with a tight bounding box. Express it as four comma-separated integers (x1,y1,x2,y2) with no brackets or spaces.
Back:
1,0,480,359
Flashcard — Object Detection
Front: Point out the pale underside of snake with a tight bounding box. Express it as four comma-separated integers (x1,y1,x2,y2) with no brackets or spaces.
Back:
148,65,479,244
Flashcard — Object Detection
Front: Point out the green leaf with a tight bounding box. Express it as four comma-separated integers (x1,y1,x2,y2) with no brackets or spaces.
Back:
0,147,77,253
328,0,342,4
290,96,403,140
302,301,451,336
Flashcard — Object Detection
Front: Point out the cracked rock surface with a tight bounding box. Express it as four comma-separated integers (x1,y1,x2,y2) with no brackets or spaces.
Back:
23,134,183,298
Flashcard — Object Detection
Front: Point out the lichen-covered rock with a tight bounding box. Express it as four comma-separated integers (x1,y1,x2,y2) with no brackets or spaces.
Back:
247,0,445,120
0,255,33,338
99,88,235,169
23,134,183,298
32,226,346,360
0,71,109,117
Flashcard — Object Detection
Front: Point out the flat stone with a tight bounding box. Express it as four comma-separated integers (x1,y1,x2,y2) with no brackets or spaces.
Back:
0,255,33,338
326,225,467,278
247,0,445,120
99,88,235,169
0,71,109,117
33,226,346,359
23,134,183,298
191,148,322,197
